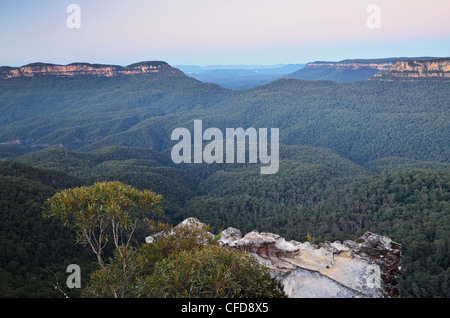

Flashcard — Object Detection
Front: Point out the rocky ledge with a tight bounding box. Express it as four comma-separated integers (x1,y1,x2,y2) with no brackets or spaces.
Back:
219,227,403,298
147,218,403,298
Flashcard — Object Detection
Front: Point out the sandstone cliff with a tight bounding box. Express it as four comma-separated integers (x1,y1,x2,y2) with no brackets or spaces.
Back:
0,61,184,79
146,218,403,298
373,58,450,79
286,57,445,82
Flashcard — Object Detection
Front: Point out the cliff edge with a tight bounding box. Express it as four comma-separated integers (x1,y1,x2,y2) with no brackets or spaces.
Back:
219,227,403,298
146,218,403,298
0,61,184,79
373,58,450,79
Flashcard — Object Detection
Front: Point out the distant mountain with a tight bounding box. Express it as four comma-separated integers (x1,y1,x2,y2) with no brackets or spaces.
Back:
0,65,448,165
176,64,305,89
372,58,450,80
0,61,184,79
1,58,449,298
175,64,295,72
285,57,441,83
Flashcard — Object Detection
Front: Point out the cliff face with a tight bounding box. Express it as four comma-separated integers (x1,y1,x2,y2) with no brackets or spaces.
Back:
146,218,403,298
374,59,450,79
286,57,446,82
0,61,184,79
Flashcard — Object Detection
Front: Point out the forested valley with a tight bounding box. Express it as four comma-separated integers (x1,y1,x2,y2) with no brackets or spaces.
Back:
0,69,448,297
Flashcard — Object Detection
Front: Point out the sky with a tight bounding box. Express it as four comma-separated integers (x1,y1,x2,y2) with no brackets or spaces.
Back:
0,0,449,66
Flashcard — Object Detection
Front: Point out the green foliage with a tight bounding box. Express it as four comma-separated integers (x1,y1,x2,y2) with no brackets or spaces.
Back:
2,142,449,297
0,161,93,297
365,157,450,174
43,181,163,268
287,64,381,82
81,245,140,298
1,71,449,298
0,75,448,164
193,169,450,298
135,245,286,298
16,146,197,209
138,219,218,275
81,219,284,298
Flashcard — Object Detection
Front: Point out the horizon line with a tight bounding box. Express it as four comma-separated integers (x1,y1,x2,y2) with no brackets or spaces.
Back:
2,55,449,69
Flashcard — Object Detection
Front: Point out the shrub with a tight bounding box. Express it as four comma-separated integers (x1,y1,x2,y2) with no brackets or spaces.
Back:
135,245,286,298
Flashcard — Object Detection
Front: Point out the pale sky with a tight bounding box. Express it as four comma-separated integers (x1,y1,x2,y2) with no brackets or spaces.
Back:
0,0,449,66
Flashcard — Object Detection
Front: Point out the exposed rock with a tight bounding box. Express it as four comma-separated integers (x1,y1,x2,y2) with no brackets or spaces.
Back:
286,57,445,82
146,218,403,298
374,58,450,79
218,228,403,298
0,61,184,79
145,217,215,244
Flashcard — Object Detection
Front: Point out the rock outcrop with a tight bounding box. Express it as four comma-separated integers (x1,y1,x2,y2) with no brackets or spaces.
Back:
373,58,450,79
147,218,403,298
145,217,215,244
0,61,184,79
219,228,402,298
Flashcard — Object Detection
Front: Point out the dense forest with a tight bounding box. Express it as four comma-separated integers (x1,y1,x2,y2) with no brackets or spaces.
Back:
0,68,448,298
0,145,448,297
0,74,448,164
0,161,92,297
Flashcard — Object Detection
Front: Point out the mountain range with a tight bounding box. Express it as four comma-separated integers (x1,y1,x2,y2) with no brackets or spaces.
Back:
0,57,449,298
3,57,448,90
175,64,305,89
286,57,450,82
1,58,449,163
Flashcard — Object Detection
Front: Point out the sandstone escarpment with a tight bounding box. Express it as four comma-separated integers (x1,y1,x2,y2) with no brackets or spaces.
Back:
374,59,450,79
0,61,184,79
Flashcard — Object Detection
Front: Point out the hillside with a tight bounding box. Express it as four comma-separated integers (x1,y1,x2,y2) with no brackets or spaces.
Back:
0,68,448,165
0,66,233,150
0,161,92,297
14,146,197,209
177,64,305,89
0,59,449,298
1,145,449,297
